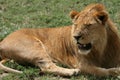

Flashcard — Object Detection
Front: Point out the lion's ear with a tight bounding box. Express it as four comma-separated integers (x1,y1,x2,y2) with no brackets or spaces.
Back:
94,11,108,25
70,10,79,19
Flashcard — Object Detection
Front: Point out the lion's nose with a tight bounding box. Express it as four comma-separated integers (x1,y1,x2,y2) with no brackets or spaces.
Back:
74,35,82,41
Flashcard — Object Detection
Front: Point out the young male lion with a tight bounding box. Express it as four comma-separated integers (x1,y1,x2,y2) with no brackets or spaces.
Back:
0,3,120,76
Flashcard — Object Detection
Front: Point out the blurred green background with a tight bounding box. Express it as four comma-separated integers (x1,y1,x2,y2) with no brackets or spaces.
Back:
0,0,120,80
0,0,120,40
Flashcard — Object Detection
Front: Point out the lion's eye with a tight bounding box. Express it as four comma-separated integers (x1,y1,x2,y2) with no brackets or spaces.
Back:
85,24,92,27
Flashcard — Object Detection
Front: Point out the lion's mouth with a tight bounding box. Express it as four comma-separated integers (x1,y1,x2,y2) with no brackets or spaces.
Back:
77,42,92,50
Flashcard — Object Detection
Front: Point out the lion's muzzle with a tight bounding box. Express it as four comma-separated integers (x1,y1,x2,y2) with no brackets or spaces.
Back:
74,35,92,55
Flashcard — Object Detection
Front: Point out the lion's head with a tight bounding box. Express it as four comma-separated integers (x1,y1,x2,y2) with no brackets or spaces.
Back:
70,4,108,55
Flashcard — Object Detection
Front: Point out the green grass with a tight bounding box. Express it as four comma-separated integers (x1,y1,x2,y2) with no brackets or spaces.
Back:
0,0,120,80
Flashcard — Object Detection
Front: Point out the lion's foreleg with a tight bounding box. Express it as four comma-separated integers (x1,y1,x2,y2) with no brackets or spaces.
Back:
80,64,120,76
36,59,80,76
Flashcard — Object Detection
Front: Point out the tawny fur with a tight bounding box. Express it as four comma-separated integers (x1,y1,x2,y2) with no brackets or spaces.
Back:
0,3,120,76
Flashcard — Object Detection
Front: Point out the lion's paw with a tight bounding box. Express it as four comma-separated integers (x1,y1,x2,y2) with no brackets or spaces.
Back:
108,68,120,76
70,69,80,76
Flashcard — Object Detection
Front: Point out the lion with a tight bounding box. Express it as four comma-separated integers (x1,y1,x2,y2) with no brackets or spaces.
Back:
0,3,120,77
